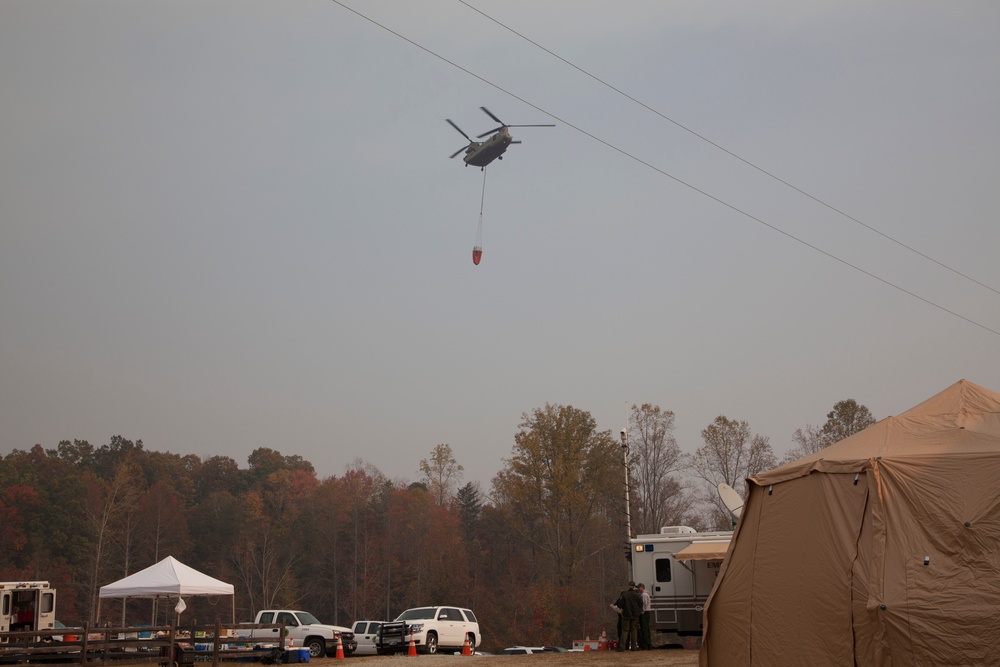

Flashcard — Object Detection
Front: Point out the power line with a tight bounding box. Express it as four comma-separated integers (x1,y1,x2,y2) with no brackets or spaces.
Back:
328,0,1000,339
458,0,1000,300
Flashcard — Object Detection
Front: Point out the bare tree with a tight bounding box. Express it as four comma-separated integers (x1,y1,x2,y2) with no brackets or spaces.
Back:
626,403,691,534
230,469,314,611
787,424,827,462
689,416,776,529
231,490,299,611
110,465,146,625
418,444,464,506
785,399,877,462
84,458,143,623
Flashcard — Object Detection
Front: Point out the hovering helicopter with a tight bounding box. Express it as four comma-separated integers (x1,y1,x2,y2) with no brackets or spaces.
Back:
447,107,554,170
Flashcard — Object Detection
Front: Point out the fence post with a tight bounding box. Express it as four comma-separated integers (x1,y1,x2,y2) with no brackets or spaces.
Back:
79,622,90,665
212,621,221,667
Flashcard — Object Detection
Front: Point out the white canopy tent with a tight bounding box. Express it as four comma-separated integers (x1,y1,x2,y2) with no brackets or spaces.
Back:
98,556,235,624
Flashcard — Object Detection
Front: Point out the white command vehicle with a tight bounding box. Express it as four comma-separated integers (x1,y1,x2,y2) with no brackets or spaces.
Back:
0,582,57,639
377,606,479,655
248,609,357,657
629,526,732,649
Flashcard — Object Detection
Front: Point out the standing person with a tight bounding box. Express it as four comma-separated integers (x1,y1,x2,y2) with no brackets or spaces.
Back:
619,580,643,650
637,583,652,649
610,581,633,649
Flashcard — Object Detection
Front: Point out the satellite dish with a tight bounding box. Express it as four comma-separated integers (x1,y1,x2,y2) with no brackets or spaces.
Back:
718,483,744,518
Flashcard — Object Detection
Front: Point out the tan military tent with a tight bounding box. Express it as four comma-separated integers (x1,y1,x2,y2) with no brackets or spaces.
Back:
701,379,1000,667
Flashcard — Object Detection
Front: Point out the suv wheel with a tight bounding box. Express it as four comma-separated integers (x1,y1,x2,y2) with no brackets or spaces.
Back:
422,632,438,655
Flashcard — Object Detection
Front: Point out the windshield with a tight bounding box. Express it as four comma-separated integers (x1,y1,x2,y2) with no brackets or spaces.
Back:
295,612,322,625
396,608,436,621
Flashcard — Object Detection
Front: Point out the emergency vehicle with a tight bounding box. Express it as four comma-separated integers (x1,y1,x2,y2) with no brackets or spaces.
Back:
0,581,57,639
629,526,731,648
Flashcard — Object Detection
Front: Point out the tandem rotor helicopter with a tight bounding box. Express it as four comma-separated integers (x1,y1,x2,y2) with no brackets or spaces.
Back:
447,107,554,170
449,107,553,266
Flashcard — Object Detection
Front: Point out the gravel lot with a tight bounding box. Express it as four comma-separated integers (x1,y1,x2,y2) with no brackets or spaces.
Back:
309,648,699,666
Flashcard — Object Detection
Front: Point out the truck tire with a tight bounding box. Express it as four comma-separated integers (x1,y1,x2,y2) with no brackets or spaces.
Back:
305,637,325,658
467,634,477,654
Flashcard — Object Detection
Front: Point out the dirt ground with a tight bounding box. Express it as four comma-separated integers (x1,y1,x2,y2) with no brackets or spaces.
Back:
309,648,699,666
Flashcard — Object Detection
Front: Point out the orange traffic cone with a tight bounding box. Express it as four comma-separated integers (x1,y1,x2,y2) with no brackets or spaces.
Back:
598,628,608,651
407,632,417,657
287,635,294,649
335,635,345,659
461,634,472,656
584,635,591,652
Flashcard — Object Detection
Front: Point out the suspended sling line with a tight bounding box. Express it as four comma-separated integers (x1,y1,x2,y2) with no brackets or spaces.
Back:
473,168,487,265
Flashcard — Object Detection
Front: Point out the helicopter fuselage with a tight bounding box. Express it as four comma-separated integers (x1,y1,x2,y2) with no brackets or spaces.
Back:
448,108,551,168
463,128,513,168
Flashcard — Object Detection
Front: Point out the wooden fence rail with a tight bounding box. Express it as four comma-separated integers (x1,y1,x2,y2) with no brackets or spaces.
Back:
0,622,293,666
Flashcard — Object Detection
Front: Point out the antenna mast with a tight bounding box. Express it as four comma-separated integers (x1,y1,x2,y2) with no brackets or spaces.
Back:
621,427,632,549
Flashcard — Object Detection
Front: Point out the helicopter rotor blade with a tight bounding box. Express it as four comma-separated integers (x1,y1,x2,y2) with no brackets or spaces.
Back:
476,126,504,138
480,106,503,125
506,123,555,128
449,146,468,159
510,140,522,144
446,118,472,142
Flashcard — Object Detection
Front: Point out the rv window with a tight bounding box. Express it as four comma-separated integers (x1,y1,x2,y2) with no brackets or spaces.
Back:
2,594,8,616
42,593,54,614
655,558,672,582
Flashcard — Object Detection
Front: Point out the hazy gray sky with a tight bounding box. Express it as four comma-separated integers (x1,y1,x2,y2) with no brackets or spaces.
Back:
2,1,998,487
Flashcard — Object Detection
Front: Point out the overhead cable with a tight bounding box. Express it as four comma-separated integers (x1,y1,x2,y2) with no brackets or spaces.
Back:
329,0,1000,339
458,0,1000,300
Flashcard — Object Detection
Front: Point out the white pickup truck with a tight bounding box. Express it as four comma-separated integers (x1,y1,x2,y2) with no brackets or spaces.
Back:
246,609,357,658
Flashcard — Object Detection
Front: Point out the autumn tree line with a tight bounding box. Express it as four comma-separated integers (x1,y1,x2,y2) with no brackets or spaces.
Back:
0,400,873,649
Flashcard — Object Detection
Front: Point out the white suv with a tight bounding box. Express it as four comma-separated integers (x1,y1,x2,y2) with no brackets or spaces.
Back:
376,606,479,655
